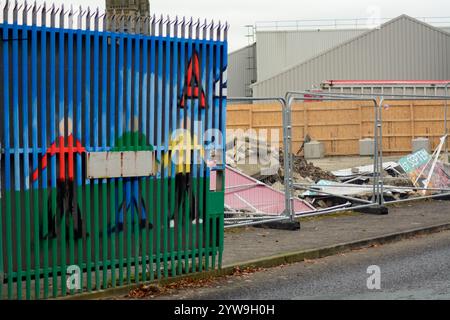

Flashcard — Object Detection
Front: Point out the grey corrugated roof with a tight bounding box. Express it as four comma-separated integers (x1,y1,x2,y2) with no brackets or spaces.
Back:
229,43,255,56
251,14,450,88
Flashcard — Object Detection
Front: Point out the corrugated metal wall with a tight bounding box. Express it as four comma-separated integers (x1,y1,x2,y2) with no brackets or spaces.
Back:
252,15,450,97
256,29,367,81
228,43,256,97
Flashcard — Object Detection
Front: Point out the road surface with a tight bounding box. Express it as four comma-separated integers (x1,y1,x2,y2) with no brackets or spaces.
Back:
159,230,450,300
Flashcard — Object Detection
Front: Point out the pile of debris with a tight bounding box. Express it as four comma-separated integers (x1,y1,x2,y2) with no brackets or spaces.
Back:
226,133,336,190
228,146,336,186
259,149,336,191
282,149,336,181
225,132,450,212
300,145,450,209
298,160,413,209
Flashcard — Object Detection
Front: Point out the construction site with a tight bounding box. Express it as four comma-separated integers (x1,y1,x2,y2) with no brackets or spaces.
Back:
224,94,450,228
225,14,450,229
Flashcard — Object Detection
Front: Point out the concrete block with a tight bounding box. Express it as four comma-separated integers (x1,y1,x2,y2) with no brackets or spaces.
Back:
412,137,430,153
304,141,324,159
359,138,375,156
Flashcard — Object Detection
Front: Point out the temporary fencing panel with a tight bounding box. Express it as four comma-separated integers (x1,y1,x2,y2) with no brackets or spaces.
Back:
0,2,228,299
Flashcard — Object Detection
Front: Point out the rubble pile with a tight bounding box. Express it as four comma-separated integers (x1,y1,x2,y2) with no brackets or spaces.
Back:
260,149,336,186
226,132,450,211
285,150,336,182
226,133,336,188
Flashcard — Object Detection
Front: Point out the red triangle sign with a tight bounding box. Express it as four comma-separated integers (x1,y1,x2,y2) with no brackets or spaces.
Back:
180,52,206,108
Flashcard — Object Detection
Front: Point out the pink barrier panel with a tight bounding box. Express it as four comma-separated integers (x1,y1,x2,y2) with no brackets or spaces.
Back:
224,166,315,216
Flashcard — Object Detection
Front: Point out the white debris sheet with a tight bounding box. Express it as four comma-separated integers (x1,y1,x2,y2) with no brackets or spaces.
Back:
331,162,401,180
302,180,413,197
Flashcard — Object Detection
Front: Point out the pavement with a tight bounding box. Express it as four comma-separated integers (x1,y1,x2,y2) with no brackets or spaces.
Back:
161,228,450,300
86,198,450,300
222,199,450,266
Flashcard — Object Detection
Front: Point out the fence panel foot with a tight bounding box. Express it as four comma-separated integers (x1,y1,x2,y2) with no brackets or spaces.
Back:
355,206,389,215
433,194,450,201
255,220,301,231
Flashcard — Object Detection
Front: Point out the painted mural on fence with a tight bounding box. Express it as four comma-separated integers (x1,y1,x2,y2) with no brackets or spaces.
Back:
0,2,228,299
27,46,227,241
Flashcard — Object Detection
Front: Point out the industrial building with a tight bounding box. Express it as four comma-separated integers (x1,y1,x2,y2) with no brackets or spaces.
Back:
228,15,450,98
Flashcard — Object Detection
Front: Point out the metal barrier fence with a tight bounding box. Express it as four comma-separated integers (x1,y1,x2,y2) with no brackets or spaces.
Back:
225,90,450,229
286,92,384,217
287,91,450,215
225,94,385,228
0,1,228,299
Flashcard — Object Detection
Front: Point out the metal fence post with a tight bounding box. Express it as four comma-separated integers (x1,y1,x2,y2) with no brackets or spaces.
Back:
445,83,450,163
378,97,385,206
363,95,386,211
288,100,295,222
282,97,293,221
281,94,301,230
372,98,379,204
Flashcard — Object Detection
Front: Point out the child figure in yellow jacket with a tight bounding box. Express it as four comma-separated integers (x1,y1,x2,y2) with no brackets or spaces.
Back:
162,123,205,225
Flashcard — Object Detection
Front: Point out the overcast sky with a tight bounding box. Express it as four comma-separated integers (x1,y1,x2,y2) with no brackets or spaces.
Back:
35,0,450,51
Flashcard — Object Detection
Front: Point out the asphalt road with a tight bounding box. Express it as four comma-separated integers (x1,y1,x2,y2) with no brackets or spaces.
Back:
160,230,450,300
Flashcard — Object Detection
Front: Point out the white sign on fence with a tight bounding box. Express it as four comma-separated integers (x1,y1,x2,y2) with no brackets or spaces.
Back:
86,151,156,179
